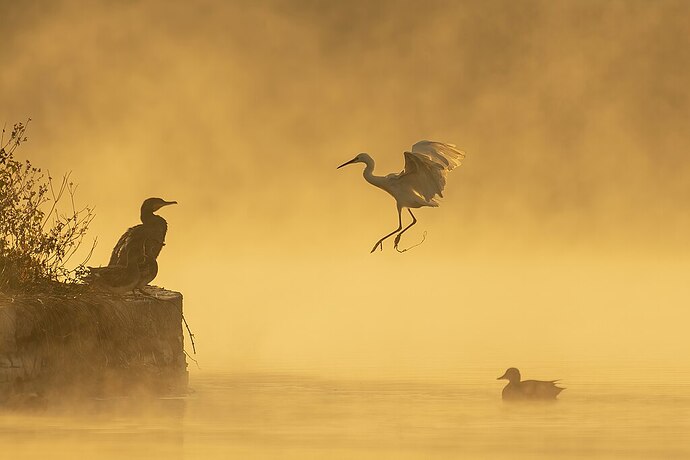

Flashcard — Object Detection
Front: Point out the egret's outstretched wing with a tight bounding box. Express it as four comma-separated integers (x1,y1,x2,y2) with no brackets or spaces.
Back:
396,140,465,202
410,141,465,171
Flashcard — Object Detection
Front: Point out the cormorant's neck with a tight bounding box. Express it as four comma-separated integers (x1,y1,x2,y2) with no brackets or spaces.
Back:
141,209,166,225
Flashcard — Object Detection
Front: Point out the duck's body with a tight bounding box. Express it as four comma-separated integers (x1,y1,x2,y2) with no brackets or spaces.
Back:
108,198,176,291
501,379,564,401
498,368,564,401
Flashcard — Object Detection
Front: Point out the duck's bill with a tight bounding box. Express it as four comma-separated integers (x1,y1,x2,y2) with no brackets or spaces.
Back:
497,374,507,380
337,158,357,169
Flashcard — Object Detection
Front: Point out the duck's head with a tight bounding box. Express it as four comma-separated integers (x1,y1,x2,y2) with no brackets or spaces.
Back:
141,197,177,214
497,367,521,383
337,153,372,169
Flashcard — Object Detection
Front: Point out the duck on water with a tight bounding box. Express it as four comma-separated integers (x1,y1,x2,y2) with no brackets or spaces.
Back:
497,367,565,400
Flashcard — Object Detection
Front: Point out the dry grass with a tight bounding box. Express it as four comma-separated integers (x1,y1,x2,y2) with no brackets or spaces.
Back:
2,290,185,401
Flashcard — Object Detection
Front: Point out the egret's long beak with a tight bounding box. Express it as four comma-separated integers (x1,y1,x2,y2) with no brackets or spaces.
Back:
337,158,358,169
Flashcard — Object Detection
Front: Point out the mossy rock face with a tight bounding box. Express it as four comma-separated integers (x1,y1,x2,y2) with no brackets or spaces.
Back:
0,287,188,404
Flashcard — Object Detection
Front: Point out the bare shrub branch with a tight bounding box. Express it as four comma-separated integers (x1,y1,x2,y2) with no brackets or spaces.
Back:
1,120,96,292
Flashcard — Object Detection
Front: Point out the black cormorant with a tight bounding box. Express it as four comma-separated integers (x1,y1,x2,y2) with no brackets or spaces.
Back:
108,197,177,293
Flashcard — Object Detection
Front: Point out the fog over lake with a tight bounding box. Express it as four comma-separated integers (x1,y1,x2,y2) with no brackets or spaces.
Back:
2,0,689,458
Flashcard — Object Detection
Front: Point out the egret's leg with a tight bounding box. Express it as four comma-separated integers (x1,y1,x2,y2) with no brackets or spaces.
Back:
393,209,417,249
371,207,403,253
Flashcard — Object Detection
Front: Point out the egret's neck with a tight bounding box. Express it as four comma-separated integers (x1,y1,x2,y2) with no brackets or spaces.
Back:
361,158,384,188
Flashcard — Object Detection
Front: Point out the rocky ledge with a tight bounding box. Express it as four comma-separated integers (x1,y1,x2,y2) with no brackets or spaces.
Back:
0,287,188,405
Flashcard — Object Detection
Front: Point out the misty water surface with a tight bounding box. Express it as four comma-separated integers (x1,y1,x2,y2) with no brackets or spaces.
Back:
2,1,690,458
3,370,690,460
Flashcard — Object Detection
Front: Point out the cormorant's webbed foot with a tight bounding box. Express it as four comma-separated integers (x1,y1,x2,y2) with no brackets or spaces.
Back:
136,287,157,299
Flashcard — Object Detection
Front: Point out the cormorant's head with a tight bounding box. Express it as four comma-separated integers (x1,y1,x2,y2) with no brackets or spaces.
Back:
337,153,371,169
141,197,177,214
497,367,521,383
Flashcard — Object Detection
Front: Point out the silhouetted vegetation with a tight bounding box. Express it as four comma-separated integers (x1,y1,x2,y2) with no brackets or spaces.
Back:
1,289,187,403
0,120,95,293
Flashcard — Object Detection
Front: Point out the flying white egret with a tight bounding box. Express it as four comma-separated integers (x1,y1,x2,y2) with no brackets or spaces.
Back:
338,140,465,253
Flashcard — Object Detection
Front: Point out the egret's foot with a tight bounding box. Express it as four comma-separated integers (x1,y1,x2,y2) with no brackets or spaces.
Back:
393,234,402,249
395,231,427,253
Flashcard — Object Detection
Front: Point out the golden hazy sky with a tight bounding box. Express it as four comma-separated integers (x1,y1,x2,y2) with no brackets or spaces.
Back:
2,0,689,374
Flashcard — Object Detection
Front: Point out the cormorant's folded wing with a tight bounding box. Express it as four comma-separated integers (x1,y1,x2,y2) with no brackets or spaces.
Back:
108,225,145,266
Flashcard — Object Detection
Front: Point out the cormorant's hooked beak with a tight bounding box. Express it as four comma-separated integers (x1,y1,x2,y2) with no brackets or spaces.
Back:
337,158,358,169
153,200,177,212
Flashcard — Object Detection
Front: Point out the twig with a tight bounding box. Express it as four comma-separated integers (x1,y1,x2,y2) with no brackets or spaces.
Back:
184,350,200,369
142,290,198,356
41,171,69,229
77,237,98,267
182,313,197,355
